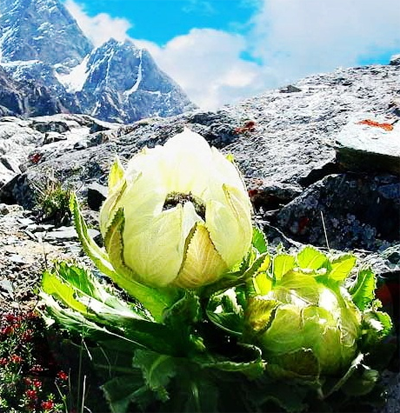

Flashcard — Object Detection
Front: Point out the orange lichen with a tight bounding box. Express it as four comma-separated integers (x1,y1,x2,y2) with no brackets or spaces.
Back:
357,119,394,131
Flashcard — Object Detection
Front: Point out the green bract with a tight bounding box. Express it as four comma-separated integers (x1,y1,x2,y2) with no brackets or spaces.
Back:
99,128,253,289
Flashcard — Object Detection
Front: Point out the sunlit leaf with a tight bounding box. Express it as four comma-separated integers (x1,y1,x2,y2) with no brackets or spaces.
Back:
253,272,272,295
41,270,88,315
252,226,268,254
70,193,115,277
328,254,357,282
296,246,327,270
273,254,295,280
349,268,376,311
206,289,244,336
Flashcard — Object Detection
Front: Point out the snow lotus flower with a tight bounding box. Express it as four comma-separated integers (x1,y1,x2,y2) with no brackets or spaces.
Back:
99,128,253,289
246,274,362,376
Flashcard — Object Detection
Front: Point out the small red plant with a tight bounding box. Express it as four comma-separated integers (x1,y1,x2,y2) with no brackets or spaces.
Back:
0,311,67,412
234,120,256,134
29,152,43,164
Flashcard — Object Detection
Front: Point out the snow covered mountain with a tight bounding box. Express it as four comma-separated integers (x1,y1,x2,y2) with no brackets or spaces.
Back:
0,0,195,122
0,0,92,67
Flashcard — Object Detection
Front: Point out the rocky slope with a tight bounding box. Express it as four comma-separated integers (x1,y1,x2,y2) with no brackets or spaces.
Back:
0,59,399,412
0,0,195,122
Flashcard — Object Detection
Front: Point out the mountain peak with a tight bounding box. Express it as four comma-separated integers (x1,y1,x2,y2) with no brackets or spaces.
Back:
0,0,93,67
0,0,195,123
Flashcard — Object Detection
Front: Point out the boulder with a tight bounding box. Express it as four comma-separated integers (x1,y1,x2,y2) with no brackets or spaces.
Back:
273,173,400,251
335,115,400,175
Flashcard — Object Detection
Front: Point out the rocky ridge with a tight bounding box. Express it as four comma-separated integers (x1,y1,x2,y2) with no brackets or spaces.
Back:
0,60,399,412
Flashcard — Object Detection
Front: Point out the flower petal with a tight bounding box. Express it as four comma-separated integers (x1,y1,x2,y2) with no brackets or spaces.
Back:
206,184,253,268
123,202,200,287
108,157,125,192
173,223,228,289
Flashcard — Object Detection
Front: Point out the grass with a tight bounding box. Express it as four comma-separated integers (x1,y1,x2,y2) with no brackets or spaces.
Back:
34,176,72,226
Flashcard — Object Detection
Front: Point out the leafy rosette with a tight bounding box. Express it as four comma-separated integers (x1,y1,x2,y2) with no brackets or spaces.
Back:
38,127,394,412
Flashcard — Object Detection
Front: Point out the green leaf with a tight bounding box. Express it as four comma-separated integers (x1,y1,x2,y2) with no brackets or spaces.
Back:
132,350,177,403
349,268,376,311
253,272,272,295
249,375,308,413
163,291,200,327
296,245,327,270
41,263,188,356
322,352,364,398
361,309,393,350
273,254,296,281
41,270,89,315
252,226,268,254
108,157,125,191
102,376,148,413
39,293,127,343
276,270,321,304
328,254,357,282
243,252,271,280
342,367,380,396
206,288,244,336
245,297,279,335
267,348,320,381
43,263,150,326
196,343,264,380
70,193,115,278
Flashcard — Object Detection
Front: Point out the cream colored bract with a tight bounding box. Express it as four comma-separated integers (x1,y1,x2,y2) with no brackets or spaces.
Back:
99,128,253,289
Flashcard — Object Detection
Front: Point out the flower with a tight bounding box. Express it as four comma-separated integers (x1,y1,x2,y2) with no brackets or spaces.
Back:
25,389,38,400
22,329,34,342
24,377,33,386
30,364,44,374
41,400,55,410
99,128,253,289
246,274,361,375
56,370,68,381
32,379,42,388
1,325,14,336
10,354,22,364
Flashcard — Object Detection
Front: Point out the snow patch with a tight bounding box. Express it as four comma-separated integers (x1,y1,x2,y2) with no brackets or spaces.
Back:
0,27,16,61
0,60,42,81
124,49,143,96
56,55,89,92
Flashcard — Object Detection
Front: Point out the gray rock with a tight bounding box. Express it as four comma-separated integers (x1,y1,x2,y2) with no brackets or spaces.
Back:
335,115,400,175
279,84,302,93
390,54,400,66
274,173,400,251
44,225,99,241
87,182,108,211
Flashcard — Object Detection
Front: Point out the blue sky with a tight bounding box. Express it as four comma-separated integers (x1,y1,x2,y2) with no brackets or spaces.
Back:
63,0,400,109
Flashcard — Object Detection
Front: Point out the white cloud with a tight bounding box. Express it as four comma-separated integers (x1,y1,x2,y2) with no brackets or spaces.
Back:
65,0,274,110
64,0,400,110
135,29,276,109
251,0,400,80
64,0,131,47
182,0,216,15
